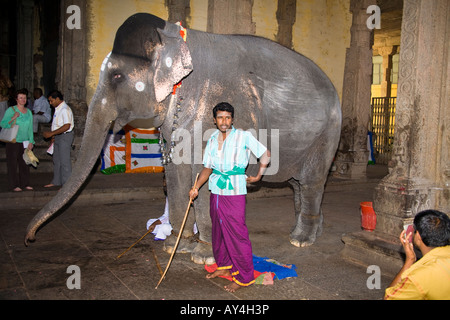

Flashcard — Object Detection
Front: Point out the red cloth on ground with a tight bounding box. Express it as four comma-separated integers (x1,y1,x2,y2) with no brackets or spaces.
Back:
205,263,270,283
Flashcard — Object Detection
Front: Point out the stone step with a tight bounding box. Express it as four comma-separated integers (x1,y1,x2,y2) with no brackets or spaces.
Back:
0,172,167,209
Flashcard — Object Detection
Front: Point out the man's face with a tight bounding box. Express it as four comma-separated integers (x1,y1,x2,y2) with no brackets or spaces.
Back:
214,110,233,134
48,97,60,108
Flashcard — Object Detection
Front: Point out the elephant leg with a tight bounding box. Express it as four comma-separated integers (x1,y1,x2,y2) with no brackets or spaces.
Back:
191,191,215,264
163,164,197,254
289,181,325,247
288,178,302,232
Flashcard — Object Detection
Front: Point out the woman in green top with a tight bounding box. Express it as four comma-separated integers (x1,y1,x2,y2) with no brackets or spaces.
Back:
0,88,35,191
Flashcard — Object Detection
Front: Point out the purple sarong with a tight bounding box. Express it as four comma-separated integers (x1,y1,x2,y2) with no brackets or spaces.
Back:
210,193,255,286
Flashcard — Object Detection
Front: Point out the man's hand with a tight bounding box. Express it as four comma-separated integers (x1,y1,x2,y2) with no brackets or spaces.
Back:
385,229,417,292
189,187,199,200
188,167,212,200
246,175,261,184
400,229,417,264
43,131,53,139
148,220,162,233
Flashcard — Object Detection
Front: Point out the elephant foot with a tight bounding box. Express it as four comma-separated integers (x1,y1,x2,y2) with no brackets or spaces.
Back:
191,241,215,265
163,235,197,254
289,234,316,248
290,213,323,248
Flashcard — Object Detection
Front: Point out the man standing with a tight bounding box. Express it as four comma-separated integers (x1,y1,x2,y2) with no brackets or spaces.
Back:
43,90,75,187
189,102,271,292
32,88,51,133
384,209,450,300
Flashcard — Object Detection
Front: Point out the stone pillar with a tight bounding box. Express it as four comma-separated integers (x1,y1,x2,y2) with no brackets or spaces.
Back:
378,46,398,98
374,0,450,236
276,0,296,49
207,0,255,35
166,0,191,26
333,0,376,179
342,0,449,276
17,0,35,91
56,0,88,157
56,0,87,104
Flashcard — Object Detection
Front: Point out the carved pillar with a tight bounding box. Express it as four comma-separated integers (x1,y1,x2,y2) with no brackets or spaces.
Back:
56,0,87,103
374,0,450,237
17,0,35,91
56,0,88,142
334,0,376,179
207,0,255,35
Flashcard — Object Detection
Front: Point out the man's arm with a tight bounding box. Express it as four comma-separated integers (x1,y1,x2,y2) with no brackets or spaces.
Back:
189,167,213,200
384,229,416,299
43,123,70,139
246,150,271,184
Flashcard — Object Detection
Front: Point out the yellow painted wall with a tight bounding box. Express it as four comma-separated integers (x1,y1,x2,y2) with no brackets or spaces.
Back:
253,0,278,41
293,0,351,100
371,84,398,99
86,0,351,102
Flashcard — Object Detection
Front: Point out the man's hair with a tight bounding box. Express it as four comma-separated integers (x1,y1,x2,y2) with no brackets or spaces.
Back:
414,210,450,247
213,102,234,118
48,90,64,101
34,88,43,96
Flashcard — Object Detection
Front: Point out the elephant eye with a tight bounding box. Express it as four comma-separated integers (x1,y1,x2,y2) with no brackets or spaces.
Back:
112,73,124,83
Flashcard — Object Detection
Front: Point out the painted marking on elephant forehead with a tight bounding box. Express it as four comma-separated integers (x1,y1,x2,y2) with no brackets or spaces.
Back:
129,69,148,92
135,82,145,92
101,52,111,71
102,98,107,105
165,57,173,68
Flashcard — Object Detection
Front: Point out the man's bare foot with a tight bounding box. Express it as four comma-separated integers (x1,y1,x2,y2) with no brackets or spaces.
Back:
206,269,230,279
44,184,56,188
224,282,241,293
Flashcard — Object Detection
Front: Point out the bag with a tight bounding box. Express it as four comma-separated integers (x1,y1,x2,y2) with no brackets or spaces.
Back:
23,148,39,167
0,119,19,143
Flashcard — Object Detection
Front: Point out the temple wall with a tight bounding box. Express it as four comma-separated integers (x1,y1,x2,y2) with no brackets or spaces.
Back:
84,0,351,103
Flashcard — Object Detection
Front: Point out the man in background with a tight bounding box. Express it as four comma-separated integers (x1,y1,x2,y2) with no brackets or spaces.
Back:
32,88,52,133
43,90,75,188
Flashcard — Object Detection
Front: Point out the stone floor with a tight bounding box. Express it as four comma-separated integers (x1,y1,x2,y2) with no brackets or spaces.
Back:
1,165,398,312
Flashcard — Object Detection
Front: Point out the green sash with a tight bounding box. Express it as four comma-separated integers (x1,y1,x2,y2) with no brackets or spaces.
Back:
213,166,246,190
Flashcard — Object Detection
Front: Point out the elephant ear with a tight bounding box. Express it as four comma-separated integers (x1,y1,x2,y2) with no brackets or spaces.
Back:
153,28,193,102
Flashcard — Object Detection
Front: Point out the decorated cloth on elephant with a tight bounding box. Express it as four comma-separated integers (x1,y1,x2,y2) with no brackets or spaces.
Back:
203,126,267,287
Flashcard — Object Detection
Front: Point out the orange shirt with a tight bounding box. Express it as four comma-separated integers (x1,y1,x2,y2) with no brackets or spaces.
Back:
385,246,450,300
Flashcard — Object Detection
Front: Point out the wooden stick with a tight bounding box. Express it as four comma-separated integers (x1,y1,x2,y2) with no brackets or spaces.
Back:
116,228,154,260
151,248,164,276
155,173,199,289
116,230,164,276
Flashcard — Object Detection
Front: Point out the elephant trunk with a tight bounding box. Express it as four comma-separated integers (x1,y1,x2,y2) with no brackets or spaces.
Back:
24,99,117,246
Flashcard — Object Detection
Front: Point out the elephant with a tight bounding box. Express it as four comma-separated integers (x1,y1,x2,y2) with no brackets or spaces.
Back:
25,13,341,265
